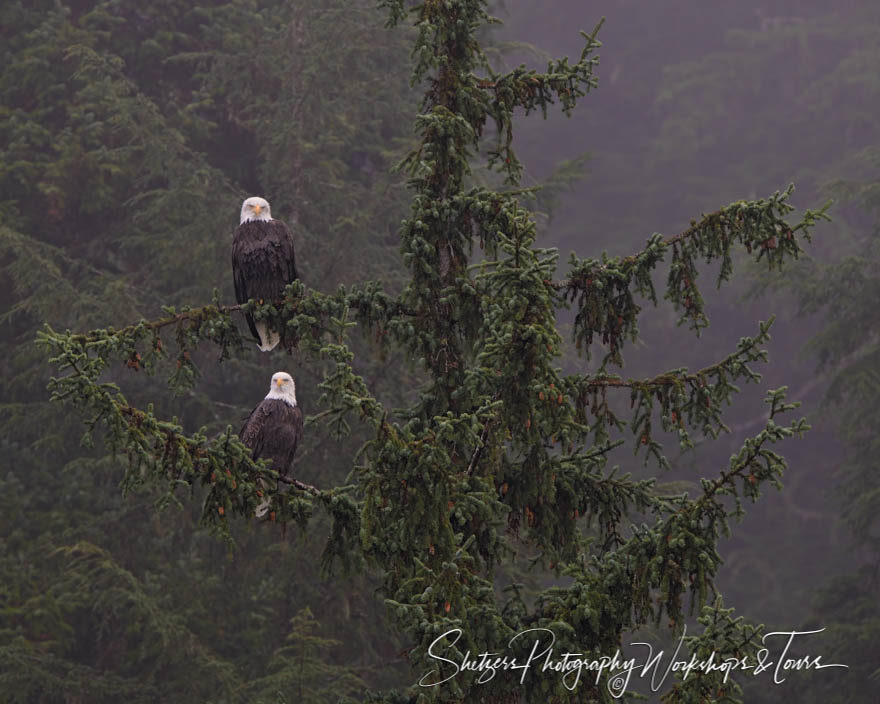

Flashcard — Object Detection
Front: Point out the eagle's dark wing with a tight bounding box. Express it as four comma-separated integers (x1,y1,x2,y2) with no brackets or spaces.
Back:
288,405,304,477
240,402,266,459
232,221,262,342
278,219,298,284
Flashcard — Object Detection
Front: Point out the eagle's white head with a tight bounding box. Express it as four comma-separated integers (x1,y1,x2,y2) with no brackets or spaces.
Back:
240,196,272,224
265,371,297,406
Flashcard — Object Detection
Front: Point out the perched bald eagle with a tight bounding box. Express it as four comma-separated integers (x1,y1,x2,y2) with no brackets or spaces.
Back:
232,196,298,351
241,372,304,517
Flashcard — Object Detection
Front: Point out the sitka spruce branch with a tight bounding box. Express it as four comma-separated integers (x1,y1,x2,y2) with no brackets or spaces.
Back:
40,1,824,701
562,189,830,366
39,327,363,524
565,318,776,461
37,295,375,564
49,281,407,360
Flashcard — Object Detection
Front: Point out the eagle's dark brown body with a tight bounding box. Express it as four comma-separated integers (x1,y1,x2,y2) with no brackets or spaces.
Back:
231,219,297,347
240,398,303,480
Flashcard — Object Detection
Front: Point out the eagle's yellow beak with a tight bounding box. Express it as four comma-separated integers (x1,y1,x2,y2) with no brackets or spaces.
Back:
276,378,283,387
253,205,262,216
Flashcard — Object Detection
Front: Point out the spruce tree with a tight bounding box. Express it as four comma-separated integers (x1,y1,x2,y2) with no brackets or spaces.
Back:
38,1,829,701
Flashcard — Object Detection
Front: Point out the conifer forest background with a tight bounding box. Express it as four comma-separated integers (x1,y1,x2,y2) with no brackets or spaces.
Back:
2,0,879,702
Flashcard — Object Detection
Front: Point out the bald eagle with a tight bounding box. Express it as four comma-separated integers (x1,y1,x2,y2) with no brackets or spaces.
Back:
241,372,304,518
232,196,298,352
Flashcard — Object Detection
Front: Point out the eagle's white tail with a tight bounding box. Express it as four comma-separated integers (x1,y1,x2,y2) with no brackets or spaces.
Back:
255,322,281,352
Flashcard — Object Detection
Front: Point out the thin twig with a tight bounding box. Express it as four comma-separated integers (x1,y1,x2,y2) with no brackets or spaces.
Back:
278,475,321,495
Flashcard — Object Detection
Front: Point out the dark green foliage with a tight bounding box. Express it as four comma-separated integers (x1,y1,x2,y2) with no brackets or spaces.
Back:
1,542,237,702
238,607,367,703
563,191,826,365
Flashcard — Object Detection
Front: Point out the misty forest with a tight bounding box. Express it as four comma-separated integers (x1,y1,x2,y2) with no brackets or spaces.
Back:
2,0,879,702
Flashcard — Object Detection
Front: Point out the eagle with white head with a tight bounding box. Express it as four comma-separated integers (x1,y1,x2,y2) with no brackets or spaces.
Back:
232,196,298,351
240,371,304,517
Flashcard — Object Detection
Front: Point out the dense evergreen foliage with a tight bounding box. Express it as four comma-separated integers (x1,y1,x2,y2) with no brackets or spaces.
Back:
3,0,877,702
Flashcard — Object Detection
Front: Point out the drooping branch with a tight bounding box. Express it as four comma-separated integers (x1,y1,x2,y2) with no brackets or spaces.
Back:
565,318,775,459
476,20,604,182
561,188,830,365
